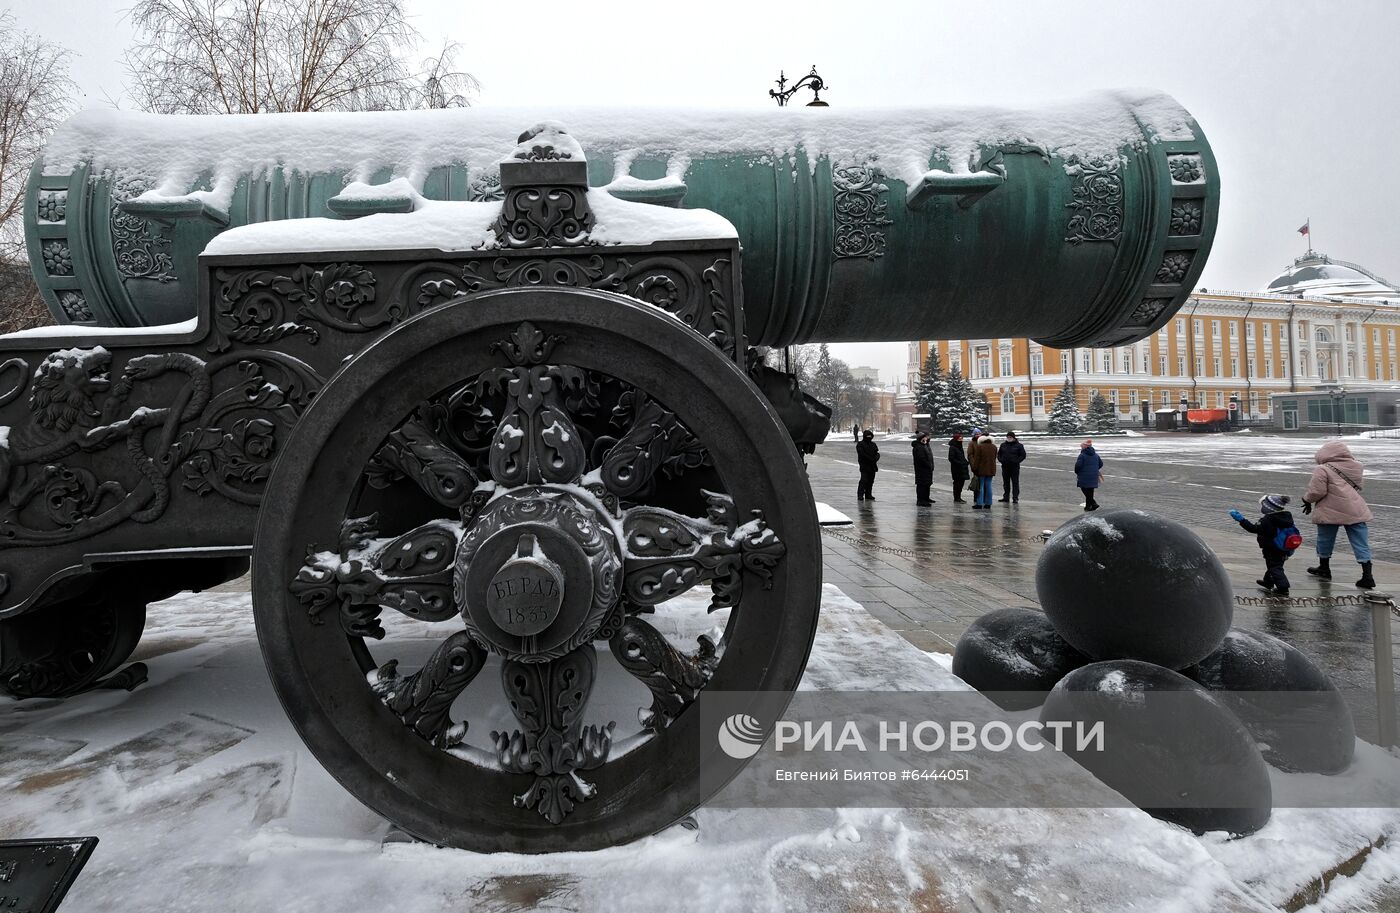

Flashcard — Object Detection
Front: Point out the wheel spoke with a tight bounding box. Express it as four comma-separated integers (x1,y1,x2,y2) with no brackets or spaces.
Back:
599,390,708,498
494,645,615,824
609,616,717,730
290,514,461,638
366,414,479,509
620,490,785,609
371,630,487,748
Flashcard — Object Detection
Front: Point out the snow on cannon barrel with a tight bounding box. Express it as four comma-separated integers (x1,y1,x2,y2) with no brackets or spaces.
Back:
26,92,1218,348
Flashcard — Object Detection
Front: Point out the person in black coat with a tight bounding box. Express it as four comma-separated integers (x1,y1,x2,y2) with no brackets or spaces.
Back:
911,432,935,505
997,432,1026,504
1230,493,1299,596
856,429,879,500
947,433,970,503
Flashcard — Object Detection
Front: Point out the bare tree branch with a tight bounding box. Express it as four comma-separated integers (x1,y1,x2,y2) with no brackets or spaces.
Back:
0,13,75,262
124,0,479,114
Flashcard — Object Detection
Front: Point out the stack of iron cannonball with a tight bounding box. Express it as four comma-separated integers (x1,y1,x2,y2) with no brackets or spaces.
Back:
951,508,1355,837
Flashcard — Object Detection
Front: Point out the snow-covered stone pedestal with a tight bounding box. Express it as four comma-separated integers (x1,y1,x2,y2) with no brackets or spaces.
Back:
1,584,1397,912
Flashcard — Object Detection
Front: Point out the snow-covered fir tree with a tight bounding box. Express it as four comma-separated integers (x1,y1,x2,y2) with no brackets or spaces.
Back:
915,350,942,428
1086,392,1119,433
1047,381,1085,434
935,367,982,434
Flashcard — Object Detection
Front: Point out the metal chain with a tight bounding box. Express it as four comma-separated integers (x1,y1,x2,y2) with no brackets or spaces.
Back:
820,526,1048,559
1232,591,1400,619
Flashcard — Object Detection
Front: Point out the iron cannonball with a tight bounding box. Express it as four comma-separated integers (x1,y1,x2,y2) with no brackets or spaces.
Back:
1035,509,1232,669
1040,659,1272,837
952,607,1089,709
1184,628,1355,774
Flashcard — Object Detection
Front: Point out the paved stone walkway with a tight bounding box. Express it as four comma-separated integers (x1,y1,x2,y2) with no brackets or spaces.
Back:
807,445,1400,745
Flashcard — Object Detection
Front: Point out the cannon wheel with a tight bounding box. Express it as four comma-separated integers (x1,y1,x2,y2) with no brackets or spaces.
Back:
0,596,146,698
254,287,821,853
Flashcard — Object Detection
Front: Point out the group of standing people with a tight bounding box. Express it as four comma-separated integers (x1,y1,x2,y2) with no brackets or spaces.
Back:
899,429,1027,508
860,430,1103,511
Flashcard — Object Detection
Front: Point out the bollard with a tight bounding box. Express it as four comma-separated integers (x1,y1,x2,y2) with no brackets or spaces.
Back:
1366,592,1398,749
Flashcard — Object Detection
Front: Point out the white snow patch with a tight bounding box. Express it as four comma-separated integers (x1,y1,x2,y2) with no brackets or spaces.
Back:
815,501,853,526
1081,515,1125,541
0,317,200,341
203,187,735,256
43,92,1196,197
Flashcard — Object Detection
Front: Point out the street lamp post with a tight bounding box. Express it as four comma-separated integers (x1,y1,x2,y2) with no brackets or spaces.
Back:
770,66,829,107
1332,386,1347,437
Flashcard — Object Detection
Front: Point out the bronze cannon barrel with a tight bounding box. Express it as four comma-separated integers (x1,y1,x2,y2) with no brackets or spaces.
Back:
26,92,1217,348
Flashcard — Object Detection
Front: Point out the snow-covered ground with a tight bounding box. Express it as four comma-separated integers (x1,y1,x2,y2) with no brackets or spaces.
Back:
2,585,1398,912
1022,432,1400,481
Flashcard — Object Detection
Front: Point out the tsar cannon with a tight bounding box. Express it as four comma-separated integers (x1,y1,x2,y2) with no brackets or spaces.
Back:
6,95,1218,851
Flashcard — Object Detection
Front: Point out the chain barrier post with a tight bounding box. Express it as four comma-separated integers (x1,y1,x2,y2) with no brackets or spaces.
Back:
1367,592,1398,749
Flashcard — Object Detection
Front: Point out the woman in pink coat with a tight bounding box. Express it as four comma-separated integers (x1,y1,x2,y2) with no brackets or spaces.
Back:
1302,441,1376,589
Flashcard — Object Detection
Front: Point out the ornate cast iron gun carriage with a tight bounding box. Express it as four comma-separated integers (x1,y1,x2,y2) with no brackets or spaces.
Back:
7,96,1218,851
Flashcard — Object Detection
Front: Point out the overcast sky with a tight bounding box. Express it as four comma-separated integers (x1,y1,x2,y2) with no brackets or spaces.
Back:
12,0,1399,383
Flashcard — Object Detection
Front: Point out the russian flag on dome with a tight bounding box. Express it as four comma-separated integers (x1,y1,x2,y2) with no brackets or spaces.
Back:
1297,220,1310,236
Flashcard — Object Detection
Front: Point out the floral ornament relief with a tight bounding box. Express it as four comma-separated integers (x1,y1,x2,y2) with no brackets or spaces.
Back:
41,241,72,276
56,291,94,323
209,263,383,352
109,175,176,283
36,191,67,223
832,164,894,259
1167,155,1205,185
1155,252,1193,284
1064,156,1124,245
1169,200,1203,236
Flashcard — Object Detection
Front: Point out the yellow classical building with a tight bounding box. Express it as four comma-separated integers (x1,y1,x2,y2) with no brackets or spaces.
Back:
907,251,1400,430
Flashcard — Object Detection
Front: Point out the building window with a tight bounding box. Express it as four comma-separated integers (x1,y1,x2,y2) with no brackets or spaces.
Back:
949,351,961,373
1108,389,1118,405
1178,356,1187,376
1161,389,1171,405
1215,391,1225,408
1159,355,1167,375
1176,318,1186,336
1265,357,1273,377
975,346,991,379
1000,352,1013,376
1195,356,1204,375
1101,352,1112,373
1230,357,1239,377
1140,350,1149,373
1374,328,1381,343
1031,389,1045,408
1081,351,1091,372
1249,391,1259,414
1389,330,1395,344
1246,358,1255,377
1211,320,1221,337
1228,322,1237,338
1121,352,1132,372
1263,323,1271,340
1246,323,1254,339
1193,319,1203,336
1061,352,1071,373
1212,356,1221,377
1030,352,1043,374
1001,392,1015,414
1345,325,1355,342
1129,390,1139,406
1279,322,1288,340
